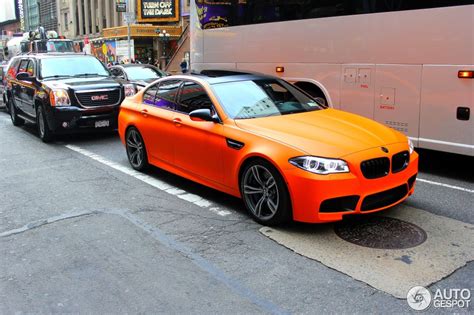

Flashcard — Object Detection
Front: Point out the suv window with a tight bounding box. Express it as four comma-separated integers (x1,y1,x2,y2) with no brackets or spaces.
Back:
26,60,35,76
177,81,214,114
154,80,181,110
7,58,21,79
18,59,29,74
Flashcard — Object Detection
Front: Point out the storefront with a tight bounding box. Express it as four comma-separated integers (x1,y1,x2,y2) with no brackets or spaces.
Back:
100,24,182,66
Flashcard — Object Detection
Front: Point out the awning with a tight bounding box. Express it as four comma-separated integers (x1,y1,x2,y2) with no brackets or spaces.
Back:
102,25,182,39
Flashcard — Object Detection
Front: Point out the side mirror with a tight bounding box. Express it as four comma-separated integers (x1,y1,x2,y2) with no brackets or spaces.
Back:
16,72,35,82
189,108,219,123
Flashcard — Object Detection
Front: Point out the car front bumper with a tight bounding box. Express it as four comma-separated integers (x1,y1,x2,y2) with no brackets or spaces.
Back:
284,144,419,223
45,106,119,133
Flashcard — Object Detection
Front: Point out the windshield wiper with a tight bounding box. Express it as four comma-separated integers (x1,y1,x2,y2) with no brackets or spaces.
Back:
73,73,109,77
42,74,73,79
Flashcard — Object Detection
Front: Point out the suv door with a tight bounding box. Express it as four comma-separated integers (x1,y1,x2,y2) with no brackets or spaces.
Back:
13,59,29,112
22,59,37,117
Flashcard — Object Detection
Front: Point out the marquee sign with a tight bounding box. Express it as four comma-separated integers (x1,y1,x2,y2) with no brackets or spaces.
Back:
137,0,180,22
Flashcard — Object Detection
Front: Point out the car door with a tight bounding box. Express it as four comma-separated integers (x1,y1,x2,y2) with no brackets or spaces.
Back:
138,79,181,165
14,59,29,112
172,80,225,184
22,59,37,117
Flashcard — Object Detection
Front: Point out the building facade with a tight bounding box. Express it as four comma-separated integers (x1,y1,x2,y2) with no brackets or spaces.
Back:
57,0,125,39
23,0,57,32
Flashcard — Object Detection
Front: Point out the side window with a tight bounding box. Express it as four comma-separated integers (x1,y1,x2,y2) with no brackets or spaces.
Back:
143,84,159,106
177,81,214,114
7,58,21,79
26,60,35,76
18,60,29,74
155,80,181,110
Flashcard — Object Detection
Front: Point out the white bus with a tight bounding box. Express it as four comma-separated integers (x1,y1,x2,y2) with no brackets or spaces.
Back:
190,0,473,156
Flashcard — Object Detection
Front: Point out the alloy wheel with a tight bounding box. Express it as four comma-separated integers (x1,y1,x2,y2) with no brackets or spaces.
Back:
126,129,145,169
242,165,280,220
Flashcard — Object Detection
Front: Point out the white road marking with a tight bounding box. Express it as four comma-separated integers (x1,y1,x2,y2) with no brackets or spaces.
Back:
417,178,474,194
65,145,232,217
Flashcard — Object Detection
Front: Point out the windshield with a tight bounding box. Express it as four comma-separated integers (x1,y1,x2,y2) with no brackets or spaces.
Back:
46,40,74,53
124,66,163,80
212,79,324,119
40,56,109,79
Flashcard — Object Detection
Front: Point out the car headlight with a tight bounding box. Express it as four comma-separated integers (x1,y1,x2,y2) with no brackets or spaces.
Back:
408,138,414,154
124,84,136,97
289,156,349,175
50,89,71,107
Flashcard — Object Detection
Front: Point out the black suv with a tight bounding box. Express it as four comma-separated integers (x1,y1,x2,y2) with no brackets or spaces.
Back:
4,53,134,142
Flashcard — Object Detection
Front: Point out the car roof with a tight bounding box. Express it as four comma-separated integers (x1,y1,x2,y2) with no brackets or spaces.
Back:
14,53,93,60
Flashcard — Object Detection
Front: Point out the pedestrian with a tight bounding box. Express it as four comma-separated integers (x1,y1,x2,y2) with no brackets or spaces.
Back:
180,58,188,74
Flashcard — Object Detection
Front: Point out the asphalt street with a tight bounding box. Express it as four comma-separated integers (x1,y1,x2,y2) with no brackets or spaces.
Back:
0,110,472,314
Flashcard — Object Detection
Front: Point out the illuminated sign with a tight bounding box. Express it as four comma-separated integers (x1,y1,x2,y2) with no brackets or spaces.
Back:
137,0,180,22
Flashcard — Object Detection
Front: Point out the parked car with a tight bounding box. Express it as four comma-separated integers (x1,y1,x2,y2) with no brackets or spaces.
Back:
110,64,168,94
0,63,9,110
118,72,418,225
4,53,135,142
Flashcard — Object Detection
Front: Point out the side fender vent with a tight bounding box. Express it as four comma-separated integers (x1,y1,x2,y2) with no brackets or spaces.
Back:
226,138,244,150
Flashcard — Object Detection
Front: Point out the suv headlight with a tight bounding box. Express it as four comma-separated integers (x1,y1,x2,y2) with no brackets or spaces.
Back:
408,138,414,154
289,156,349,175
50,89,71,107
124,84,136,97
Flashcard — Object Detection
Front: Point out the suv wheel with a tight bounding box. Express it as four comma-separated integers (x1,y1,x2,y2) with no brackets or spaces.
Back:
36,105,54,143
9,98,24,126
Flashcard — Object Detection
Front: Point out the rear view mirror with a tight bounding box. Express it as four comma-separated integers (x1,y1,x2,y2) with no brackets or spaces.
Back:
189,108,219,123
16,72,35,82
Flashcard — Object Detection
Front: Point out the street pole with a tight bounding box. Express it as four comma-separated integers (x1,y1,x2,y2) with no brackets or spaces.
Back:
127,0,132,62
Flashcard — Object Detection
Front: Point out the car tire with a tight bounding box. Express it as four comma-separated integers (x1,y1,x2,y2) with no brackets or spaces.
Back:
36,105,54,143
9,98,24,126
125,127,149,171
240,159,292,226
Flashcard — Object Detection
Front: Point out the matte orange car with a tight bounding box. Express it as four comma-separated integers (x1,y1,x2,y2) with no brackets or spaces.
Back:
118,72,418,225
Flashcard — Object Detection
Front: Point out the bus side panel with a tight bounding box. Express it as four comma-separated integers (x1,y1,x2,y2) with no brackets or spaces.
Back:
374,65,422,144
340,64,375,119
236,63,342,109
419,65,473,156
190,0,204,64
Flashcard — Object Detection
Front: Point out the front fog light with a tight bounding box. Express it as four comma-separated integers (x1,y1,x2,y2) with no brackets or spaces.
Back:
289,156,349,175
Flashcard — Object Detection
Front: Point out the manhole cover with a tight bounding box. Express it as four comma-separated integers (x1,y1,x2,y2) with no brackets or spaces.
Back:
334,216,427,249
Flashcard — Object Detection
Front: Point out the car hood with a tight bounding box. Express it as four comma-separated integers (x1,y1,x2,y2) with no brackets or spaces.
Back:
234,109,407,158
42,77,121,91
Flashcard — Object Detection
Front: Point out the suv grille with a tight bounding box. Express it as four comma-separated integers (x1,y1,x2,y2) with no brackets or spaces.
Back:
360,157,390,179
392,151,410,173
75,89,121,107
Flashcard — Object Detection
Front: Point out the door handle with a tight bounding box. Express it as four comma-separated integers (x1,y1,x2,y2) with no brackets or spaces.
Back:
140,109,148,117
173,118,182,126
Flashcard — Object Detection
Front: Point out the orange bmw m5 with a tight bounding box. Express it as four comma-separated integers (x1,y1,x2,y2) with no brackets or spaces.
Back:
118,72,418,225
